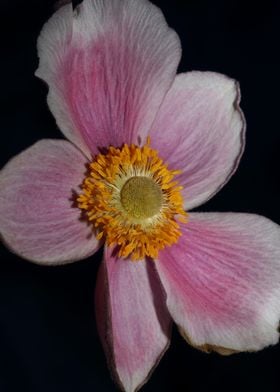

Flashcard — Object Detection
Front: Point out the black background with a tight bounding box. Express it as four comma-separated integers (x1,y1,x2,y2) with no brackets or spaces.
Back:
1,0,280,391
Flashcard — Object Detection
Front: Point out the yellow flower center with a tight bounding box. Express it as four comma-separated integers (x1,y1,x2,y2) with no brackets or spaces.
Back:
77,138,187,260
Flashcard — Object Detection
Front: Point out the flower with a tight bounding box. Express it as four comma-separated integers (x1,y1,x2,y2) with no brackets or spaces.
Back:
1,0,280,391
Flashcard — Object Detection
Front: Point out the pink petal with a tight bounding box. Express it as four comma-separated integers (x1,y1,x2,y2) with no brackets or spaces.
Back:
95,246,171,392
36,0,181,157
0,140,99,264
150,72,245,210
155,213,280,352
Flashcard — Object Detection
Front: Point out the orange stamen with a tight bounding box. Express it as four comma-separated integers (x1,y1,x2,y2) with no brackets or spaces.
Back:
77,139,187,260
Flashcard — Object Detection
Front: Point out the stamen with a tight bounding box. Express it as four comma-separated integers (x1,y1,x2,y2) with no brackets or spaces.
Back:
77,139,187,260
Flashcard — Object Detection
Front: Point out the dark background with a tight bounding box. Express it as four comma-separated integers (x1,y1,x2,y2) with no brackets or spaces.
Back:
1,0,280,391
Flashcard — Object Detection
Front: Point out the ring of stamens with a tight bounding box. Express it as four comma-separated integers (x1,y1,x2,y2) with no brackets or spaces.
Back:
77,138,187,260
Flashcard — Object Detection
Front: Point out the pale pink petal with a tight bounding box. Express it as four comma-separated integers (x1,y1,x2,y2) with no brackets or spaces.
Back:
156,213,280,352
36,0,181,157
0,140,99,264
95,246,171,392
150,72,245,210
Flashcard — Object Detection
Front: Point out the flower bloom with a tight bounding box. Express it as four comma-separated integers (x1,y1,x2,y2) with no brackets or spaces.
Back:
1,0,280,391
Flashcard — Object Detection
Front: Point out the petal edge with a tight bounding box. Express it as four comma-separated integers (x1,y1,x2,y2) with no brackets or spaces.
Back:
36,0,182,156
0,140,100,264
150,71,246,210
95,247,171,392
156,212,280,352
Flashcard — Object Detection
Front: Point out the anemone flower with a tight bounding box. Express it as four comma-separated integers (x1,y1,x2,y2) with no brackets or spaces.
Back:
1,0,280,391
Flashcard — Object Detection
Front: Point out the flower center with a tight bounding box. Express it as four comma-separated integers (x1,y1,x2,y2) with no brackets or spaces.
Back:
77,139,187,260
120,176,163,219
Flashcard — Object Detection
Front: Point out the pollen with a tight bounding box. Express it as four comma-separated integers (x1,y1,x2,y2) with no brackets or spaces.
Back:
77,138,187,261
